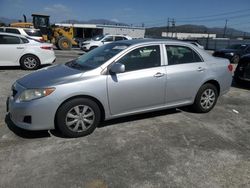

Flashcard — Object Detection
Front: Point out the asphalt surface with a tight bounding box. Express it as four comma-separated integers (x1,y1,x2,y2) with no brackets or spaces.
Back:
0,49,250,188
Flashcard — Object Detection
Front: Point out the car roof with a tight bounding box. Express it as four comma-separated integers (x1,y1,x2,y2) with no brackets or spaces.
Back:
1,27,39,30
116,38,189,46
0,32,26,38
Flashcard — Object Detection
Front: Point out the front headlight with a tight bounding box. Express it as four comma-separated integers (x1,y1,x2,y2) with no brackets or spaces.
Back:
17,88,55,102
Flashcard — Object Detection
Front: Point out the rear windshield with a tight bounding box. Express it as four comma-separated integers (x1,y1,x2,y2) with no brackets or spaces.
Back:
26,36,43,43
24,29,42,37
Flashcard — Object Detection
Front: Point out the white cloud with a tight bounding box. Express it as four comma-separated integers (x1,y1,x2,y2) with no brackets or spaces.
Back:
44,4,70,14
43,4,73,22
111,18,119,23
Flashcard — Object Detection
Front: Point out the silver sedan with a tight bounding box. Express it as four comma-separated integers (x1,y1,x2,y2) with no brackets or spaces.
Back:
7,39,233,137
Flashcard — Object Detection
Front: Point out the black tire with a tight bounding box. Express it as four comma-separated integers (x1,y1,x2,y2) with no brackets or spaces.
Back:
20,54,40,70
192,83,218,113
56,98,101,138
89,46,98,51
231,54,240,64
57,37,72,50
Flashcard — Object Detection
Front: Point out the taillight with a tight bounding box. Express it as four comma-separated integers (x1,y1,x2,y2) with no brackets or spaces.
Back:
228,64,233,72
41,46,53,50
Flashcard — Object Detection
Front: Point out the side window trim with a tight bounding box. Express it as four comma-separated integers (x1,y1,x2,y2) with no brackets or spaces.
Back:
113,44,162,73
165,44,204,66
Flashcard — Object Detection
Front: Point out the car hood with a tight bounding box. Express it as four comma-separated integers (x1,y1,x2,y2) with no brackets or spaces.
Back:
17,64,84,88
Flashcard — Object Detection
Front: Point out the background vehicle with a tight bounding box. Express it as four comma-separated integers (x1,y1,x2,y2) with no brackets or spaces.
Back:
213,44,250,64
81,34,132,51
0,27,43,41
8,40,232,138
234,54,250,84
0,32,55,70
10,14,77,50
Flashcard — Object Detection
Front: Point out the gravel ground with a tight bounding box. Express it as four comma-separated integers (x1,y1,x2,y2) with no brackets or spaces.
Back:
0,49,250,188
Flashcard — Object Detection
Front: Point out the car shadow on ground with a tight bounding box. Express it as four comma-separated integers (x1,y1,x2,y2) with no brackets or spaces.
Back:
5,108,182,139
231,79,250,90
99,108,181,128
5,114,51,139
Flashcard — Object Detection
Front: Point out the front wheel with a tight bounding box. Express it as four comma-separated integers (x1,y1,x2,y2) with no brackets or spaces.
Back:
56,98,101,138
57,37,72,50
192,84,218,113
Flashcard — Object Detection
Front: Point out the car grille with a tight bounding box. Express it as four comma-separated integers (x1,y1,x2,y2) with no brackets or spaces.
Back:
243,64,250,79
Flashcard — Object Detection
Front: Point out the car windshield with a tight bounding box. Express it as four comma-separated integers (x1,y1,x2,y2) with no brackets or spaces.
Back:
92,35,105,41
66,42,130,70
227,44,247,50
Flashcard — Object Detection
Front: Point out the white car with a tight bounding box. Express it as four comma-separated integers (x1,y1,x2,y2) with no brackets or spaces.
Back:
189,42,205,50
0,27,43,41
0,32,56,70
81,34,132,51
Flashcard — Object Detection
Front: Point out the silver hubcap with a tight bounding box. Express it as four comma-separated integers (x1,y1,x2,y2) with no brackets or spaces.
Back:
65,105,95,132
200,89,216,110
24,57,37,69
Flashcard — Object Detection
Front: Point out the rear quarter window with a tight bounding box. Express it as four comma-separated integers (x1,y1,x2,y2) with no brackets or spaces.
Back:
21,37,29,43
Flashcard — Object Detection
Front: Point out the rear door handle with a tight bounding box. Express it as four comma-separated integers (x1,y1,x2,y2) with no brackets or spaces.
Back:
197,67,206,72
16,47,24,49
154,72,165,78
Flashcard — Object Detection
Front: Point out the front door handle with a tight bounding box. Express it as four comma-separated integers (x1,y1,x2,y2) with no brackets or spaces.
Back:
16,47,24,49
154,72,165,78
197,67,206,72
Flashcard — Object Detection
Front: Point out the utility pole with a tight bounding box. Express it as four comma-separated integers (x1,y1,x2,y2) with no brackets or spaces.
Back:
171,18,175,38
167,18,170,37
223,19,228,38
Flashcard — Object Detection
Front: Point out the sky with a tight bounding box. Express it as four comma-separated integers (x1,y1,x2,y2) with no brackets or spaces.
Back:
1,0,250,31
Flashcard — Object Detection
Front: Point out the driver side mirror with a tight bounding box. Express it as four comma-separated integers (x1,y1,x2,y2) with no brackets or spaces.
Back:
110,63,125,74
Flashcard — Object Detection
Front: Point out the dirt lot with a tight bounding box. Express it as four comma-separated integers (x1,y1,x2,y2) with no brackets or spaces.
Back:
0,50,250,188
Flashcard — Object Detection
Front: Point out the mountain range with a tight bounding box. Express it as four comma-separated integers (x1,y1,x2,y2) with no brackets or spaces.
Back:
146,24,250,38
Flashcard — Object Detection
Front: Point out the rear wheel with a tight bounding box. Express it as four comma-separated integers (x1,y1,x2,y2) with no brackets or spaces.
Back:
20,54,40,70
192,83,218,113
56,98,101,138
57,37,72,50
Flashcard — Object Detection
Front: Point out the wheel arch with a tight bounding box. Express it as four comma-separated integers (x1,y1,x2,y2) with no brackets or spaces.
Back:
201,79,220,95
54,95,106,128
19,53,41,65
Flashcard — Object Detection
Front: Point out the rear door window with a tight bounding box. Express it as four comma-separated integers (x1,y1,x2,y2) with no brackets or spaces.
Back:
166,45,203,65
0,35,21,44
5,28,21,34
0,28,4,32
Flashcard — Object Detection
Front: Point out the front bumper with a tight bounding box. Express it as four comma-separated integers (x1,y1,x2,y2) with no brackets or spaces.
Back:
7,92,57,131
